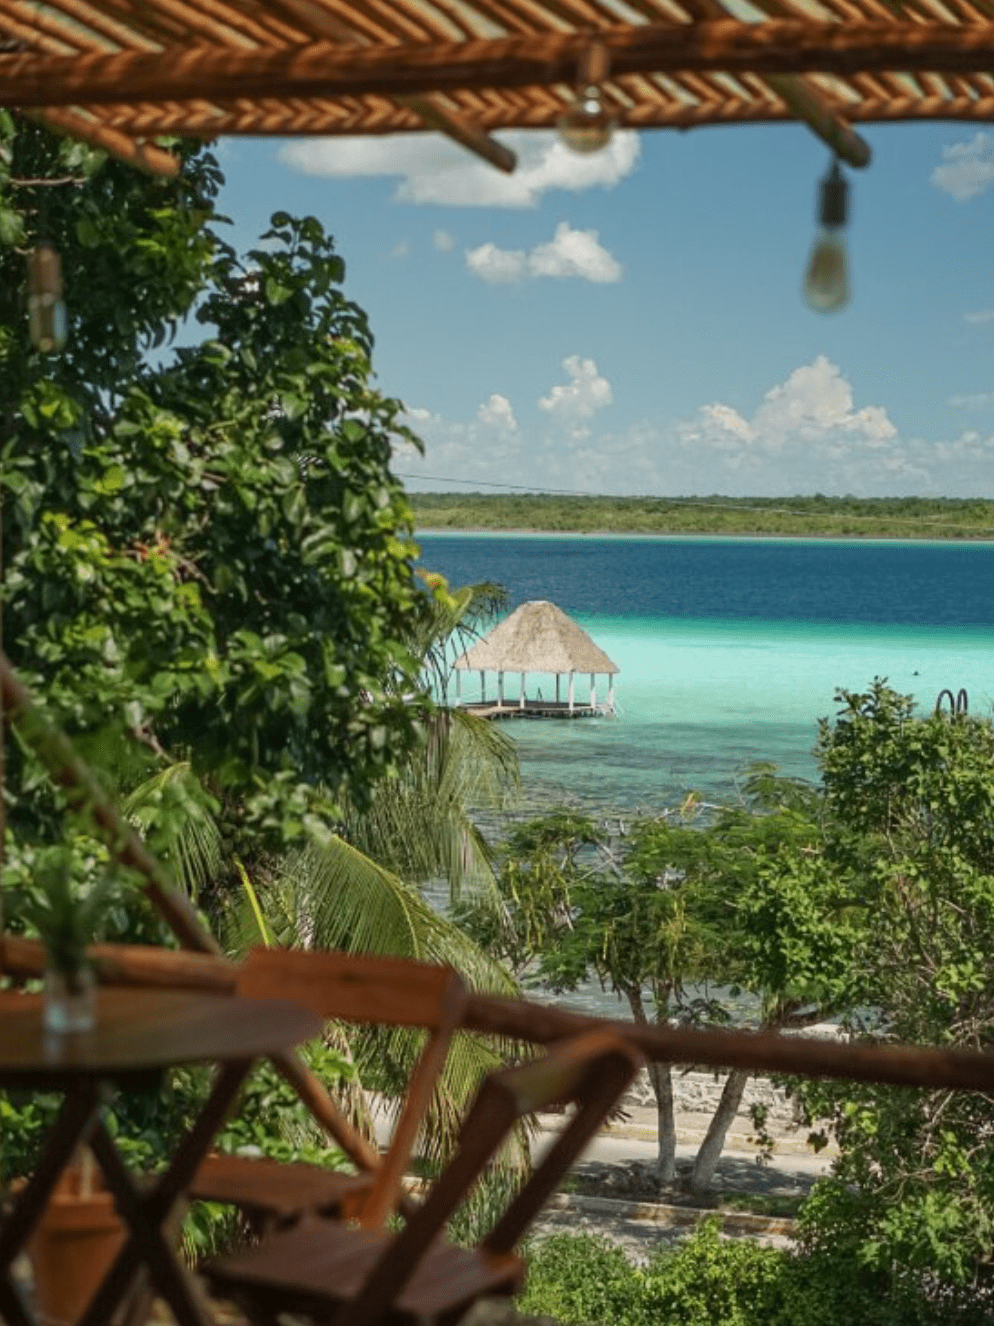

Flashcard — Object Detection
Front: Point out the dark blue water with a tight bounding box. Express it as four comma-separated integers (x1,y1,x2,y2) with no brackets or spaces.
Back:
416,533,994,628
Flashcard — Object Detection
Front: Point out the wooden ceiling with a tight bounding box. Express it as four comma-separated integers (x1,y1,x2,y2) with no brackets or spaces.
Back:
3,0,994,178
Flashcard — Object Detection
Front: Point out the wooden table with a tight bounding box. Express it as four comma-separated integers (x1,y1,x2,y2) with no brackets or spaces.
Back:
0,988,322,1326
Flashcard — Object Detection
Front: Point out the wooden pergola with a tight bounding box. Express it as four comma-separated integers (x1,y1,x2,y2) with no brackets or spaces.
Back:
4,0,994,181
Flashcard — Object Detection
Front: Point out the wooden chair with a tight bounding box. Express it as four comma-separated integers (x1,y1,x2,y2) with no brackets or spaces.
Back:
204,1030,644,1326
187,948,468,1232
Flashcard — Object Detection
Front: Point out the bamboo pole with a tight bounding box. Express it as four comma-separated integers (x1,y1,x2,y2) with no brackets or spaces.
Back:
0,935,235,990
5,21,994,108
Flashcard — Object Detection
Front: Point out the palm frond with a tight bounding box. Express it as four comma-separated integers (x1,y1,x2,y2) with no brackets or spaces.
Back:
275,839,517,990
414,580,508,701
226,836,525,1168
341,710,518,903
123,762,223,901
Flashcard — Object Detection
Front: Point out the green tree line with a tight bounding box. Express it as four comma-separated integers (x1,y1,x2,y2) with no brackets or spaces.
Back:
410,491,994,539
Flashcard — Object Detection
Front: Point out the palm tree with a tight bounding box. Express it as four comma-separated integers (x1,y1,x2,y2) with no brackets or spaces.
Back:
127,581,524,1172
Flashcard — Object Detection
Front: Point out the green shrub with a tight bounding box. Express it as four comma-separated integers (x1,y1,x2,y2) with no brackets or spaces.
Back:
519,1233,637,1325
518,1222,994,1326
640,1221,783,1326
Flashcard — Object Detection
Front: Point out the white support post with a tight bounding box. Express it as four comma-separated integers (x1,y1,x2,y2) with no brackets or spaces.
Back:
455,669,461,706
497,672,504,709
590,672,596,709
607,678,615,713
568,672,575,714
520,672,526,710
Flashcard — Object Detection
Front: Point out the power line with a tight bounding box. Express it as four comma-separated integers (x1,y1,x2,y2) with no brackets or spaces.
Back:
396,473,994,535
397,473,581,496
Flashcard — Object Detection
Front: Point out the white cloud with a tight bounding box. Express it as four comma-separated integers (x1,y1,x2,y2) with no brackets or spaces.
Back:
528,222,622,283
395,390,526,486
390,239,410,259
477,394,518,432
931,133,994,201
749,357,897,448
949,392,994,409
433,229,456,252
396,358,941,496
965,309,994,325
398,357,994,499
539,355,614,438
465,242,526,284
465,223,622,285
278,130,640,208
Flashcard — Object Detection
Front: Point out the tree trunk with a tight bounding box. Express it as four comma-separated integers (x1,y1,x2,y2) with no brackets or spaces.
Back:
647,1059,677,1183
624,984,676,1184
687,1067,750,1195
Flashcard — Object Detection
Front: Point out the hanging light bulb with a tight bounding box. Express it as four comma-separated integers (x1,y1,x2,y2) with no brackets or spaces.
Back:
557,44,615,154
557,86,615,154
803,161,850,313
27,242,67,353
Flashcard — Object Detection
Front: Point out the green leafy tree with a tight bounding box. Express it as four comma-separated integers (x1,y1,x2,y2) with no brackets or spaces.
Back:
459,773,854,1192
794,681,994,1299
0,117,429,880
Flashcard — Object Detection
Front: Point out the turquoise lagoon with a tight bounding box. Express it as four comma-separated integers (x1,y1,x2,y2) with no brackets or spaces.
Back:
417,533,994,813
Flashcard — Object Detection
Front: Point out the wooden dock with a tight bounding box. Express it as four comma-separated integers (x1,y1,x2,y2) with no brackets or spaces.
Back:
462,700,612,721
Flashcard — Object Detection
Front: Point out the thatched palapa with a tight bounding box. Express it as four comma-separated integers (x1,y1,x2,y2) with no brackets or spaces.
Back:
453,600,618,718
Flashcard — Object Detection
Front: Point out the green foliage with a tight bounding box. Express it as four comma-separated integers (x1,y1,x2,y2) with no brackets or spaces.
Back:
408,492,994,540
0,117,430,872
3,843,134,974
519,1233,638,1324
791,681,994,1297
519,1225,994,1326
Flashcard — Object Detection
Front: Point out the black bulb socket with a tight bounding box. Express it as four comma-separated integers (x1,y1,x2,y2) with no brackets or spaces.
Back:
818,162,849,229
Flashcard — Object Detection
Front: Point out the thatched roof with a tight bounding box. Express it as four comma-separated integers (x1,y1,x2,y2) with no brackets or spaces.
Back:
454,601,619,676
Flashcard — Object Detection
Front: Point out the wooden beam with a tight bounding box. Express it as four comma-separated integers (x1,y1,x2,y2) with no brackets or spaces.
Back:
4,21,994,108
402,94,515,171
763,73,871,166
29,107,179,175
462,991,994,1092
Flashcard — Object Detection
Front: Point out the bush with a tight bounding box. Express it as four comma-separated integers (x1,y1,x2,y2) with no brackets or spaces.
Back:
519,1233,637,1326
518,1222,994,1326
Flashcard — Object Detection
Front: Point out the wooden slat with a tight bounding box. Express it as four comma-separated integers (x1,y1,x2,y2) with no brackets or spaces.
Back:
258,0,516,177
76,86,994,136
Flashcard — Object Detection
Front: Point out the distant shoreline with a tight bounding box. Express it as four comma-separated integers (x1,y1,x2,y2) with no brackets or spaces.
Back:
407,493,994,542
415,526,994,545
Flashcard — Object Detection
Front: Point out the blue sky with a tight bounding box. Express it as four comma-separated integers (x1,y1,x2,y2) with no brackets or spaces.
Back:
215,120,994,498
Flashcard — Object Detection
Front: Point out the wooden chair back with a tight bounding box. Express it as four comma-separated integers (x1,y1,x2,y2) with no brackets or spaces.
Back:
343,1030,644,1326
236,947,468,1229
